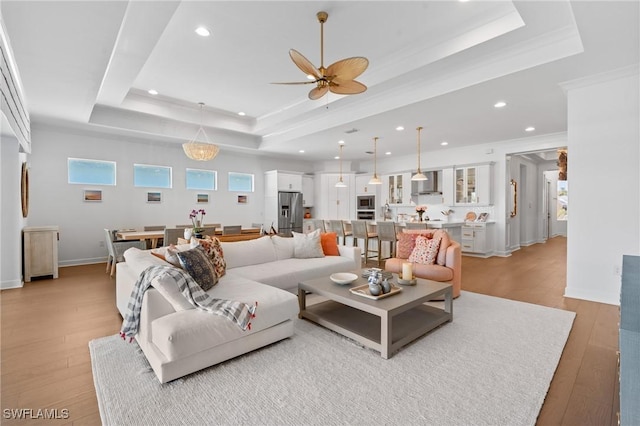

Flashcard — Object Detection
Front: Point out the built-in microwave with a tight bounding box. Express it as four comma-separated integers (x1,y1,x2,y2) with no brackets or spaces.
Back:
357,195,375,210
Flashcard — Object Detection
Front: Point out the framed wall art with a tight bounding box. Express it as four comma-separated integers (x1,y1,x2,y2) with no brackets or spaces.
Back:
197,193,209,203
83,189,102,202
147,191,162,203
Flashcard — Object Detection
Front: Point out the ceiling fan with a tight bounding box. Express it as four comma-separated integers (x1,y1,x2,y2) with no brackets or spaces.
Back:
273,11,369,100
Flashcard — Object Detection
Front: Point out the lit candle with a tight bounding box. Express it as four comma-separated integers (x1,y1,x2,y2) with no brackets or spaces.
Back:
402,263,413,280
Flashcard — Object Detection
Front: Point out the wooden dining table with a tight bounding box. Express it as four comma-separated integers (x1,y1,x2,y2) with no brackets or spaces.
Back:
116,230,164,249
117,227,263,248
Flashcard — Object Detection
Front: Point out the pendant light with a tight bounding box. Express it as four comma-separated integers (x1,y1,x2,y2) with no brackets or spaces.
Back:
335,141,347,188
368,136,382,185
411,126,427,181
182,102,220,161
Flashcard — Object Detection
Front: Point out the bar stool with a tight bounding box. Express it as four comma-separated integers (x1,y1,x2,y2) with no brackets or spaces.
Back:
311,219,326,233
351,220,378,261
376,221,398,267
327,220,351,245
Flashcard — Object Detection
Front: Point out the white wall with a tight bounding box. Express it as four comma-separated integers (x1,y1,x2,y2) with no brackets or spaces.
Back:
542,169,567,239
1,133,28,289
27,123,315,266
565,67,640,305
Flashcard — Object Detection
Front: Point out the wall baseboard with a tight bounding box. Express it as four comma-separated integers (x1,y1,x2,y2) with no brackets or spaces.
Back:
564,287,620,306
59,257,107,267
1,279,24,290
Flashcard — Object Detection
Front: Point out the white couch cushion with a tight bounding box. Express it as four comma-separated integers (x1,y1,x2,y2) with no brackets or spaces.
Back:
150,275,298,361
221,236,277,269
292,230,324,259
227,256,358,291
271,235,294,260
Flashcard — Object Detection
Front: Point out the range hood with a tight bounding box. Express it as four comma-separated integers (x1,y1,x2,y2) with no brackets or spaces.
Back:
410,170,441,194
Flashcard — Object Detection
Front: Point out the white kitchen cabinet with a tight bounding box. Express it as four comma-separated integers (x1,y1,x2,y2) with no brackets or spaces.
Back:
23,226,59,282
461,222,494,256
442,168,455,206
315,173,355,220
302,175,314,206
265,170,303,192
454,164,493,206
355,174,380,195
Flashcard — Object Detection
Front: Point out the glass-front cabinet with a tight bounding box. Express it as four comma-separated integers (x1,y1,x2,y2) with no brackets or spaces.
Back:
384,173,411,205
454,164,493,205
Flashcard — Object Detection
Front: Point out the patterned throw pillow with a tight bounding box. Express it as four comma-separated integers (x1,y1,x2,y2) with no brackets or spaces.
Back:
396,233,420,259
199,237,226,278
292,229,325,259
320,232,340,256
176,245,218,291
408,235,442,265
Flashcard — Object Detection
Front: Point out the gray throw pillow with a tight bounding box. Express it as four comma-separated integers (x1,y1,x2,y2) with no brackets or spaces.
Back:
292,229,325,259
176,245,218,291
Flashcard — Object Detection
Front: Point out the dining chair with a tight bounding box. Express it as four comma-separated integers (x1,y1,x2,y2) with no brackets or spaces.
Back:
222,225,242,235
104,229,145,277
175,224,192,229
163,228,184,246
201,227,217,237
375,221,398,267
327,220,352,245
204,223,221,229
405,222,428,230
351,220,378,261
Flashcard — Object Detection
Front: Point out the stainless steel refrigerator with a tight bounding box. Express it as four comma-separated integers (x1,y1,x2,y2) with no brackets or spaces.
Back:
278,191,303,236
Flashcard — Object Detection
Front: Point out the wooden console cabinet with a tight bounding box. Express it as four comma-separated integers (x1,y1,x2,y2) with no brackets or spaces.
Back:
23,226,59,282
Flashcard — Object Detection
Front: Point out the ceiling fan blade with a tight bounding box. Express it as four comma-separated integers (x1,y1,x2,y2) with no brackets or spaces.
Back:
329,80,367,95
326,57,369,82
289,49,321,79
271,81,316,85
309,86,329,100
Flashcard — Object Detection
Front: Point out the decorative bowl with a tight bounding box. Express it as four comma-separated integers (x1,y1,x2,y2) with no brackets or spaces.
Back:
330,272,358,285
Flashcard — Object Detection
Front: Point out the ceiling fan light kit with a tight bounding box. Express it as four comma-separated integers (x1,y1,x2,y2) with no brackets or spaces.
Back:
182,103,220,161
411,126,428,181
273,11,369,101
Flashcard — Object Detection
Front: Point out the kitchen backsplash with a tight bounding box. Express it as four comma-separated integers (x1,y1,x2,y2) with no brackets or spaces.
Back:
384,202,495,223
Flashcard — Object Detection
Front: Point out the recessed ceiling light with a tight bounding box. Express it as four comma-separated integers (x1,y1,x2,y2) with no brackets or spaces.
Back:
385,151,391,155
334,156,340,160
238,111,246,116
338,140,345,145
441,141,449,146
148,89,158,95
299,150,305,153
396,126,404,131
494,101,506,108
525,126,535,132
195,26,211,37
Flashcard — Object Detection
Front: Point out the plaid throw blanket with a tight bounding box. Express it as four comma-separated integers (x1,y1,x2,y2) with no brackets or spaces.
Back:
120,265,257,342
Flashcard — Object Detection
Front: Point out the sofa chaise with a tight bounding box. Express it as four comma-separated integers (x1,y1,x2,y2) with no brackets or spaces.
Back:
116,234,361,383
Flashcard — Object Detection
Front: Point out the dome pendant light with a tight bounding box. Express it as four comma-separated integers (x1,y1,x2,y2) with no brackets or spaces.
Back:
335,142,347,188
411,126,427,181
368,137,382,185
182,102,220,161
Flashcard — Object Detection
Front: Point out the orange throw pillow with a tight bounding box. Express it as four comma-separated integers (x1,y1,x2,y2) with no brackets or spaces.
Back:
320,232,340,256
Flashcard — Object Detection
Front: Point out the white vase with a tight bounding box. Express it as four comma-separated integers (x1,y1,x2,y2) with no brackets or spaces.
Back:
184,228,193,240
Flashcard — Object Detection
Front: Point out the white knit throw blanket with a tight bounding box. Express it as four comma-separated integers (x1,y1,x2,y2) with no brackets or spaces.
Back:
120,265,256,342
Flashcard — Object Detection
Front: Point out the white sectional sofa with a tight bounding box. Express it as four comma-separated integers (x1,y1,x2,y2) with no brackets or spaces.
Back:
116,235,361,383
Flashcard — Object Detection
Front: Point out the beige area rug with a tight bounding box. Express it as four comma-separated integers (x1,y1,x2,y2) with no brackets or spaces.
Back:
90,291,575,426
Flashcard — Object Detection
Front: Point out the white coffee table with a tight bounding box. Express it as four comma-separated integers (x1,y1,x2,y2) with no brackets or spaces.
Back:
298,271,453,359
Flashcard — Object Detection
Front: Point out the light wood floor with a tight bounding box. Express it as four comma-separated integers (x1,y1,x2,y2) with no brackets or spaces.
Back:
1,236,619,425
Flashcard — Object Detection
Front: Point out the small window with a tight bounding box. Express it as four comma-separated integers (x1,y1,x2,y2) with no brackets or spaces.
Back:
134,164,172,188
228,172,254,192
186,168,217,191
68,158,116,185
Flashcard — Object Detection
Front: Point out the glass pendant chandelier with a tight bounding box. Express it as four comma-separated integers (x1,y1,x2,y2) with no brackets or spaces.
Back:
182,102,220,161
368,136,382,185
335,141,347,188
411,126,427,181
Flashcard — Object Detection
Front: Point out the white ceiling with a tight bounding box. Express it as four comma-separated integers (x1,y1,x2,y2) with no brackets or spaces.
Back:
2,1,638,162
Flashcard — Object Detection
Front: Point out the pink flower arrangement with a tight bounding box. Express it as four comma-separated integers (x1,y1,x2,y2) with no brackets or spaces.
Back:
190,209,206,232
415,205,427,213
